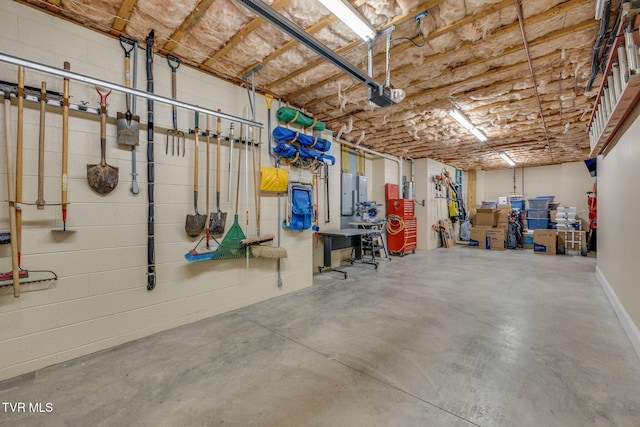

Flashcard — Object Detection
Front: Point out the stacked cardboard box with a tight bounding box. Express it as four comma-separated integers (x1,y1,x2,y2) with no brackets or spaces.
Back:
470,205,511,250
533,229,556,255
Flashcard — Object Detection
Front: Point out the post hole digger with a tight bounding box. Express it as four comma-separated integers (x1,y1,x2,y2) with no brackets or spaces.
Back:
166,55,184,156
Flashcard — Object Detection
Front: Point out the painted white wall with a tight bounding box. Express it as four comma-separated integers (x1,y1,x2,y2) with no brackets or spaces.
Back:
414,158,456,250
0,2,317,380
477,162,594,226
597,104,640,339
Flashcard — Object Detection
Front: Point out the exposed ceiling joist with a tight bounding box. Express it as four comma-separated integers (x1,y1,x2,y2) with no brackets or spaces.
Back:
161,0,219,54
110,0,137,36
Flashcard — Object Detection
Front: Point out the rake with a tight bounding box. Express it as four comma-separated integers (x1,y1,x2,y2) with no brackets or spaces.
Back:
210,123,250,261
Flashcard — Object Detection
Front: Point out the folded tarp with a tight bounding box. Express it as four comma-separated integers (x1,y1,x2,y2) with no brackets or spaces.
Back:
272,126,331,152
276,107,326,131
273,140,335,166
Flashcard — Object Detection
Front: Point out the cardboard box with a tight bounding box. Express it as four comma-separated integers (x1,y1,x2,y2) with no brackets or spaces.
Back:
550,210,557,222
497,211,510,224
469,226,491,249
557,230,586,252
533,229,556,255
498,204,512,212
475,208,498,226
523,231,534,249
487,228,506,251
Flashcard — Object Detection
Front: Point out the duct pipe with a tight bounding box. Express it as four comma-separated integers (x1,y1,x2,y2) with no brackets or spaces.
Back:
355,130,365,146
336,117,353,141
595,0,605,20
336,137,403,187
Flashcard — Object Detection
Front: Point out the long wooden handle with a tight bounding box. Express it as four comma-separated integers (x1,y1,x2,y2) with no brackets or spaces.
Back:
194,112,199,192
124,56,131,110
216,111,221,195
16,67,24,256
205,114,210,218
36,81,46,209
4,94,20,297
62,63,70,217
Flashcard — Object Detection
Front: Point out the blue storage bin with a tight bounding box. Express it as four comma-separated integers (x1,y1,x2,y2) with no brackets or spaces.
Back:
510,200,526,210
528,198,550,209
527,209,549,218
527,218,550,229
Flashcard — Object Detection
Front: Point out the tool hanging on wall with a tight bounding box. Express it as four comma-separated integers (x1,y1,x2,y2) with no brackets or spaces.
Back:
324,163,330,223
130,39,140,195
146,29,156,290
210,111,227,235
35,82,48,209
1,86,57,294
87,86,118,195
204,114,211,248
51,62,76,233
166,55,184,156
117,36,140,147
15,68,24,260
227,123,235,203
2,88,21,296
185,112,206,238
209,122,249,261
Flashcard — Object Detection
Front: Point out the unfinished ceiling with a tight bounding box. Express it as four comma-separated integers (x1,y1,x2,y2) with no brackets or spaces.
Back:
16,0,610,170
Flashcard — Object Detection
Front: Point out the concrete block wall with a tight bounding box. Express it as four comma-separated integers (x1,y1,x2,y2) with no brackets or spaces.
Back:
0,2,318,380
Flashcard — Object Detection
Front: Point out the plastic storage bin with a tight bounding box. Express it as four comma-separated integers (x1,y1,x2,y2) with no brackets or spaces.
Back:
527,218,550,229
527,198,551,209
527,209,549,218
481,201,498,208
510,199,526,211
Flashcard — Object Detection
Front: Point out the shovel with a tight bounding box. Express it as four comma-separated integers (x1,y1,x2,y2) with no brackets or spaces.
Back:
210,111,227,234
185,112,206,238
87,87,118,195
117,36,140,146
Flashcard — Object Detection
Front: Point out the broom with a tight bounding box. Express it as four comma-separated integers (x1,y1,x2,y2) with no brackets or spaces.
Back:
241,128,287,259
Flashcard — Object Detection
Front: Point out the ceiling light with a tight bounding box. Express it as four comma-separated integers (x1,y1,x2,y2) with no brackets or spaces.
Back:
499,152,516,167
449,109,487,142
318,0,376,41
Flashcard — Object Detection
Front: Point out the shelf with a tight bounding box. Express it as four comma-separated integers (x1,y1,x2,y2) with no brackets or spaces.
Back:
587,12,640,157
590,73,640,157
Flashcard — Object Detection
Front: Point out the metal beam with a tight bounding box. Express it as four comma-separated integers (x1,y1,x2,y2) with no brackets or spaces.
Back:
0,53,262,128
234,0,383,92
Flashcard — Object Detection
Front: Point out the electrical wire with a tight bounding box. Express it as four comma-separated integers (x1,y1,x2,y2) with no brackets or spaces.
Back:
392,17,426,48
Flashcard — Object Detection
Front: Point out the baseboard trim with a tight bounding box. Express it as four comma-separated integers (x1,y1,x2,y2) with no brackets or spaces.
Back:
596,266,640,360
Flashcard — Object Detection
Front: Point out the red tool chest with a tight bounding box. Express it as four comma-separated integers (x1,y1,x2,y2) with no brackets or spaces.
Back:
387,199,417,256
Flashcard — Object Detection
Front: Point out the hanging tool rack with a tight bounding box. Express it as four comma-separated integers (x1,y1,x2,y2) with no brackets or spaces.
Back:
0,53,263,129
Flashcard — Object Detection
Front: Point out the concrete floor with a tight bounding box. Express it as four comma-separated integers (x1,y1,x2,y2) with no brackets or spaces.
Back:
1,247,640,426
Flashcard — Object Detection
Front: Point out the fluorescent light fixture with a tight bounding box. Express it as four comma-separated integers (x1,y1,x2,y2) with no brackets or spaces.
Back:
449,109,487,142
318,0,376,41
499,152,516,167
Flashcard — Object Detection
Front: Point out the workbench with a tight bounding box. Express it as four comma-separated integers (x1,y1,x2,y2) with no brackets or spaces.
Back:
317,228,378,279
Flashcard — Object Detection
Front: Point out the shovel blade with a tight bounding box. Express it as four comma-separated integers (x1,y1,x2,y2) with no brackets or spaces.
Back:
185,213,206,238
210,210,227,235
117,111,140,146
87,164,119,195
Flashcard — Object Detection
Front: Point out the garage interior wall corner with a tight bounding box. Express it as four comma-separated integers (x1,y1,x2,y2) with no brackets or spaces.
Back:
0,2,314,381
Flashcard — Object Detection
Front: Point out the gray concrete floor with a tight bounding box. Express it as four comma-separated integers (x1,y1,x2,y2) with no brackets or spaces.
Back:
1,247,640,427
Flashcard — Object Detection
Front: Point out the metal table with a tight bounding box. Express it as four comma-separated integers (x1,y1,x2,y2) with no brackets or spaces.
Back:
317,228,378,279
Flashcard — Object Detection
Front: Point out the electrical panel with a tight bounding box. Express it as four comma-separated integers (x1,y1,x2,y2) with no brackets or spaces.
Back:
357,175,367,204
341,172,354,216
